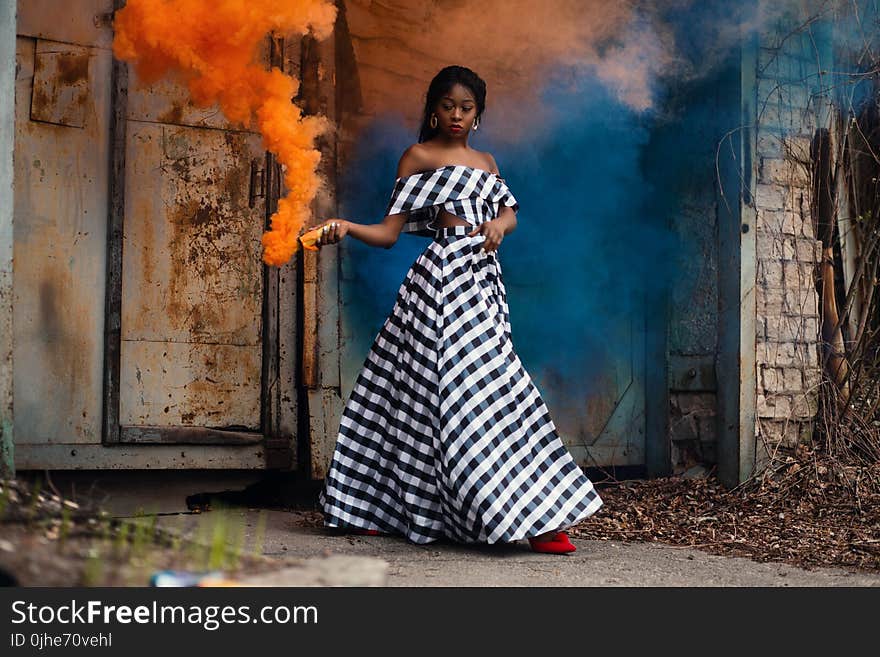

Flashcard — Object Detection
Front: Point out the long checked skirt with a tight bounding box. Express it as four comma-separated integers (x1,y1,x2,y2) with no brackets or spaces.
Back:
319,225,604,544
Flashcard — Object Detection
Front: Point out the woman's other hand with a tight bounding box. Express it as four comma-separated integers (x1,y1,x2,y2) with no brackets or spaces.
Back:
468,219,504,252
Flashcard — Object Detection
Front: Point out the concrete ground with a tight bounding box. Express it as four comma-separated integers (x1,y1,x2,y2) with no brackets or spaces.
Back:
33,471,880,587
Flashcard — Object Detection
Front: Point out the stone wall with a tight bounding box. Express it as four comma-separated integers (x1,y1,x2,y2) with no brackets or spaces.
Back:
752,12,824,469
671,4,828,477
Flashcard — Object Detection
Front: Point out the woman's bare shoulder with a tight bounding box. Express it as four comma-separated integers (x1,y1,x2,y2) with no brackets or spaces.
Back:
396,143,434,178
476,150,500,174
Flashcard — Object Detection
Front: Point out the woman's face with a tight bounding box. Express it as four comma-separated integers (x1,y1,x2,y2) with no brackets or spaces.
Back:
433,83,478,139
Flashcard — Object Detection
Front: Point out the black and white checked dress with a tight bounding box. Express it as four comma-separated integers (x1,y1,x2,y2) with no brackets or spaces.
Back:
319,165,604,544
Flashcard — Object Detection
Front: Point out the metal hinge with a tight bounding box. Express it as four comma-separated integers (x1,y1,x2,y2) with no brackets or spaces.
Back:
269,34,285,70
94,12,115,29
249,157,283,210
249,160,265,208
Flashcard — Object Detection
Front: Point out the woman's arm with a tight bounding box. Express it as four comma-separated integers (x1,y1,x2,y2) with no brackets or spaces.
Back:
467,152,517,251
492,205,518,236
486,152,517,234
343,214,407,249
310,146,427,249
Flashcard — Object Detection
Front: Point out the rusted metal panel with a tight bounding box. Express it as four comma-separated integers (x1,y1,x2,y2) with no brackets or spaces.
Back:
126,71,248,132
103,32,297,466
318,229,341,389
260,35,302,470
13,36,111,445
14,443,266,470
227,34,306,470
551,316,646,468
125,38,272,132
277,35,302,467
121,426,262,445
120,122,264,345
31,44,91,128
120,340,261,428
17,0,114,50
269,34,302,469
119,121,265,430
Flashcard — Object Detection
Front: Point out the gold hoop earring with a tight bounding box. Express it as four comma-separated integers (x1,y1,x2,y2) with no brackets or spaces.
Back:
430,114,438,129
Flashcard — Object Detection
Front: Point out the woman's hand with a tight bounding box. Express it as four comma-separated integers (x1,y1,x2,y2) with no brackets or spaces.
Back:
468,219,505,252
314,219,350,247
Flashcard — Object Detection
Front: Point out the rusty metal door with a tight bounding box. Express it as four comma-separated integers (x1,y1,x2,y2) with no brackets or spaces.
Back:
540,316,647,470
103,31,299,468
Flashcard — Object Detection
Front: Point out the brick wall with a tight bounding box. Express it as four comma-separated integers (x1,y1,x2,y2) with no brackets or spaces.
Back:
752,14,824,470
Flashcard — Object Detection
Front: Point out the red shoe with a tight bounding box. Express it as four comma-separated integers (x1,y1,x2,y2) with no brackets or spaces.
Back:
528,531,576,554
351,528,383,536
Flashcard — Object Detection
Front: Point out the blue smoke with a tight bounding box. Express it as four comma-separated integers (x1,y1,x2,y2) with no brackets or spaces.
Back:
335,0,880,440
337,70,678,406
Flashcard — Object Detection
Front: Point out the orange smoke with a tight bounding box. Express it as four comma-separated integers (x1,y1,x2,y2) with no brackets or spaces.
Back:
340,0,704,137
113,0,338,266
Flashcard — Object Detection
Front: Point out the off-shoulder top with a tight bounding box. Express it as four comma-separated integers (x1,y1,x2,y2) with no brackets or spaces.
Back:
384,165,520,237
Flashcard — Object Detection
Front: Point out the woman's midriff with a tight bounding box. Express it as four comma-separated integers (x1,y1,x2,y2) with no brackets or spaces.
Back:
436,209,471,228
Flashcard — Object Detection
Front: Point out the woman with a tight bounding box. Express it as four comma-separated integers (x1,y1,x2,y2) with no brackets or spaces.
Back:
313,65,603,554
